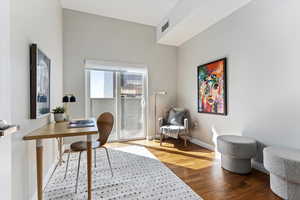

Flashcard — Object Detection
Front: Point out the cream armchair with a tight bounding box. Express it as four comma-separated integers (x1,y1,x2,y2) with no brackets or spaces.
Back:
158,108,191,147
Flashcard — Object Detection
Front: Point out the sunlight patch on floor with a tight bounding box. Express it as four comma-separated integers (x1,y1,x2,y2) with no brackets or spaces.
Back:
109,139,217,170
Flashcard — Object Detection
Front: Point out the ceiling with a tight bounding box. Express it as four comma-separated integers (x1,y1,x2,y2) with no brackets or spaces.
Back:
61,0,180,26
157,0,252,46
61,0,252,46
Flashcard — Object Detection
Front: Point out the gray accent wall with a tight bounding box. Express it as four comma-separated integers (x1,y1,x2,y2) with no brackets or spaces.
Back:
177,0,300,155
63,9,177,138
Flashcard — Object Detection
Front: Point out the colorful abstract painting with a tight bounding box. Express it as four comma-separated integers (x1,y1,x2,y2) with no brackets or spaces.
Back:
197,58,227,115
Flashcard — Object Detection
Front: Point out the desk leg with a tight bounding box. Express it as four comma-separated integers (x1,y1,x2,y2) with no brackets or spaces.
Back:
86,135,92,200
36,139,43,200
58,137,63,166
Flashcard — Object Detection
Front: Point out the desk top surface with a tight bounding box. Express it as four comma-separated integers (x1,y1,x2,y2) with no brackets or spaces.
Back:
23,121,98,140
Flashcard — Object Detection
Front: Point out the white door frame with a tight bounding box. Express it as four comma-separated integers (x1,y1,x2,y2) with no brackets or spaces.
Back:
84,59,149,141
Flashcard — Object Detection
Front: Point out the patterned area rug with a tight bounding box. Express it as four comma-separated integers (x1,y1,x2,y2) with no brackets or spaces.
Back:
44,145,202,200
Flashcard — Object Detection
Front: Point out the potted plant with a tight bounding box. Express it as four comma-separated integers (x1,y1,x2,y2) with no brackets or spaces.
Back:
52,106,65,122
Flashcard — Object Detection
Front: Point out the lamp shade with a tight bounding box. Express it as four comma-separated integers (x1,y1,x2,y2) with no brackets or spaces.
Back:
62,96,69,103
70,95,76,102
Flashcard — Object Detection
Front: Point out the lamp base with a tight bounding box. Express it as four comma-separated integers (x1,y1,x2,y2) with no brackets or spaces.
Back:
64,114,70,121
63,103,71,121
153,134,162,140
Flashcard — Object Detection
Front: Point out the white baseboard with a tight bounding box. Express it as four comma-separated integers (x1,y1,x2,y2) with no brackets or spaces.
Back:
147,135,155,140
188,136,215,151
31,160,58,200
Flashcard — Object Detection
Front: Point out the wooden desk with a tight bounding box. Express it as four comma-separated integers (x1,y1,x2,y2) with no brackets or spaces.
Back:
23,122,98,200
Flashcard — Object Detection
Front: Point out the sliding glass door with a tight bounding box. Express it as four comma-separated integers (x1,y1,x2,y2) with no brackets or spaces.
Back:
119,72,145,140
86,68,146,141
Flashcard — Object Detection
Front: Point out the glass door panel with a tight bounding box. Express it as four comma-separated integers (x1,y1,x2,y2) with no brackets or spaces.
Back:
88,70,117,141
87,69,146,141
119,72,145,140
90,98,117,141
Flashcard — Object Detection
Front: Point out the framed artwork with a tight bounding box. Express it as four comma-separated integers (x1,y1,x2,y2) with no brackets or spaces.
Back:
30,44,51,119
197,58,227,115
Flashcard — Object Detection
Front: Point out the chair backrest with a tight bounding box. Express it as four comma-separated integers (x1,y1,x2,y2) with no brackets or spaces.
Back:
97,112,114,146
165,107,192,127
165,107,186,125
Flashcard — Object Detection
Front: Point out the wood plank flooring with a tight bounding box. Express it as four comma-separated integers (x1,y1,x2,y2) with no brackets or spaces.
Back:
108,139,282,200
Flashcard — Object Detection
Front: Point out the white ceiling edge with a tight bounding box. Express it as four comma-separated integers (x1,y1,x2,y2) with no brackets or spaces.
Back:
157,0,252,46
60,0,179,26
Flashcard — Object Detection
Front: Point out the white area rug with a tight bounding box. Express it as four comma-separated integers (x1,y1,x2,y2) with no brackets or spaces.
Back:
44,145,202,200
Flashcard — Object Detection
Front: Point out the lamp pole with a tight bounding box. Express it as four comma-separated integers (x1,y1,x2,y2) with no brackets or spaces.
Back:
154,93,157,139
154,91,167,139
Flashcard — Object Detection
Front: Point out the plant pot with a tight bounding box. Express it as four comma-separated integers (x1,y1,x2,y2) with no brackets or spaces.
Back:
53,113,65,122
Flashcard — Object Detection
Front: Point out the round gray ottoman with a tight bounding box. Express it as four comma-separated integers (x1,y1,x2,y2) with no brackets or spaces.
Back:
264,146,300,200
217,135,257,174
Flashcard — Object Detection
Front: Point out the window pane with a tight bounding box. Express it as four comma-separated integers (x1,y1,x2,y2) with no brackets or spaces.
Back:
120,72,143,97
90,70,114,98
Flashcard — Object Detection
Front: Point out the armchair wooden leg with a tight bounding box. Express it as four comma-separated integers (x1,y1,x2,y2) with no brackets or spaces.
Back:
160,133,163,146
184,135,188,147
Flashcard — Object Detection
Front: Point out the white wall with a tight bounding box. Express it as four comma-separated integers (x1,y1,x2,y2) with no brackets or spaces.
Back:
10,0,63,199
156,0,251,46
0,0,12,199
63,9,177,139
177,0,300,162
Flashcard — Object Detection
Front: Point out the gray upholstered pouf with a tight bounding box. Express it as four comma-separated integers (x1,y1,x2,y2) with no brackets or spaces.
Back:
264,147,300,200
217,135,257,174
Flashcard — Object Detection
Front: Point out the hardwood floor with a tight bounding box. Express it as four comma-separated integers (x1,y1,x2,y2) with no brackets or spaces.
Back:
108,139,281,200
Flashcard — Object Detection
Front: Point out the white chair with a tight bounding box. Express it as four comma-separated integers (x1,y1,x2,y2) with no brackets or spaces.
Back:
158,107,191,147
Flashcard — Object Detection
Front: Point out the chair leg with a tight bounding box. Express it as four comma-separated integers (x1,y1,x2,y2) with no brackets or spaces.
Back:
160,133,163,146
75,151,82,193
184,136,187,147
103,147,113,177
64,151,71,179
94,148,97,168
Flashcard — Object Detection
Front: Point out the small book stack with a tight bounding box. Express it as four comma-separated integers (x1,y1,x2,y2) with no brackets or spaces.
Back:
68,119,95,128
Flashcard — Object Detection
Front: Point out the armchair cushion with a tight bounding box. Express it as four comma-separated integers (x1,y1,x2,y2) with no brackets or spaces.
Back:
160,125,185,139
167,108,187,126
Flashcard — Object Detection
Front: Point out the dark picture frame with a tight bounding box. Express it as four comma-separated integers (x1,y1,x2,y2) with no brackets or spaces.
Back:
197,58,227,115
30,44,51,119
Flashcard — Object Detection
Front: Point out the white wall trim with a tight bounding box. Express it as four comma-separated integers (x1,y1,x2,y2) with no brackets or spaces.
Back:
188,136,268,174
147,135,155,141
84,59,148,73
188,136,215,151
31,160,58,200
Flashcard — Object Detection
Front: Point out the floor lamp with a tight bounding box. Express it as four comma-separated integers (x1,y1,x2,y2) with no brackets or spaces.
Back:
154,91,167,139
